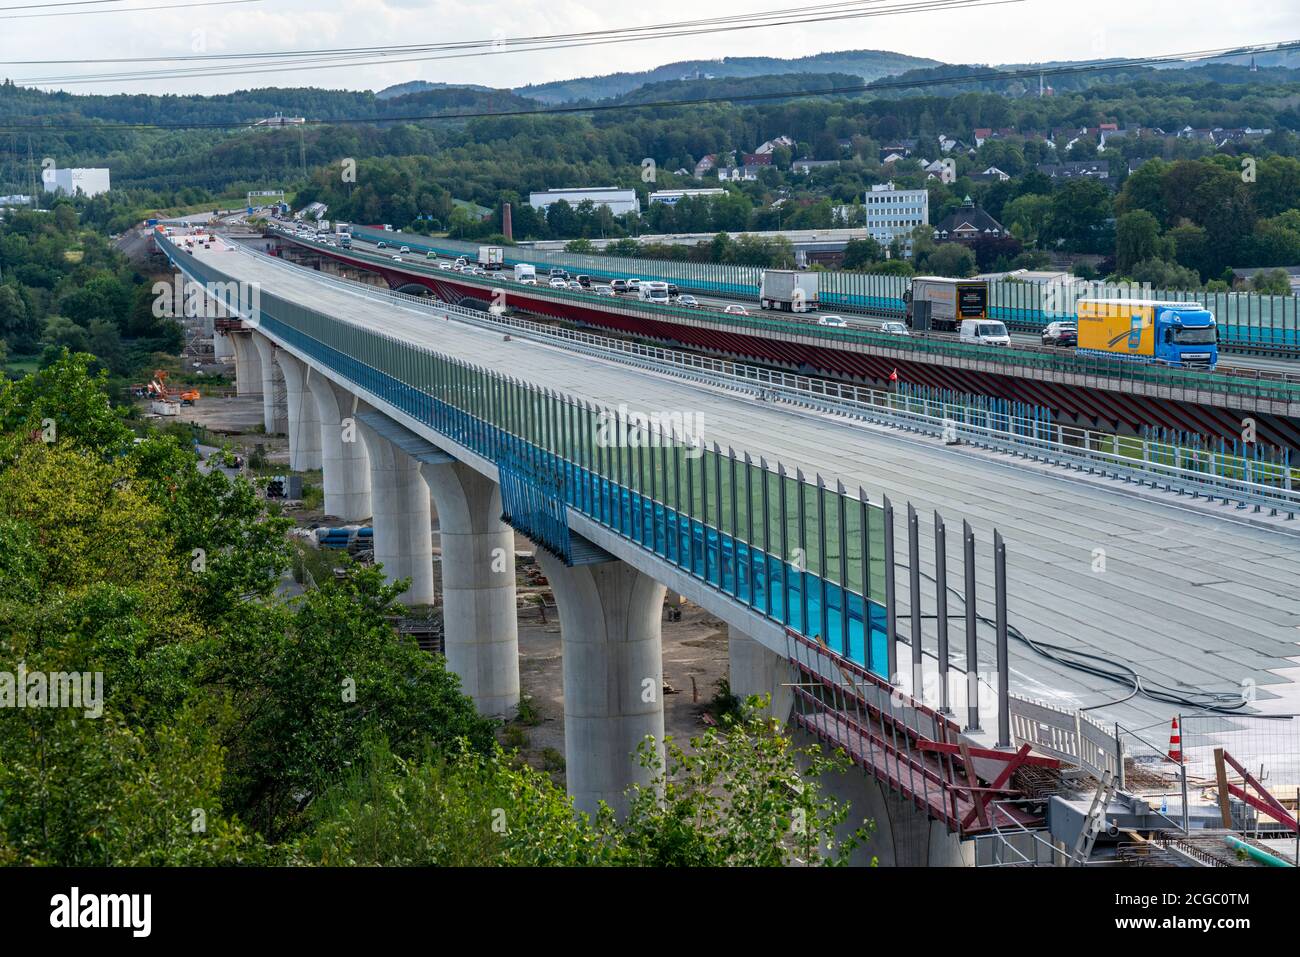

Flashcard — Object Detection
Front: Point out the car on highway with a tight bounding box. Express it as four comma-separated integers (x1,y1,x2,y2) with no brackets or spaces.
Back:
576,275,592,288
878,321,910,335
391,255,403,262
426,250,438,259
376,240,387,249
518,275,537,285
817,315,848,327
723,304,750,316
610,279,629,294
566,280,583,291
667,283,680,299
398,245,410,254
437,260,453,270
626,278,642,291
1041,321,1078,347
677,295,699,308
548,277,567,289
960,319,1011,347
595,285,615,296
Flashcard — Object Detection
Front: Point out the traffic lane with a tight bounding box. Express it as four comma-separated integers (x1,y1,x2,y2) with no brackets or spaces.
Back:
293,233,1300,372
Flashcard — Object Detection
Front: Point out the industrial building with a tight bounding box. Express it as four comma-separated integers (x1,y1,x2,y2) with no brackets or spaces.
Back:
647,188,726,205
42,167,111,198
528,187,640,217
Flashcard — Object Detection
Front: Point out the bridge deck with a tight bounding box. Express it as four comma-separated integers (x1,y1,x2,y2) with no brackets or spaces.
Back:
196,244,1300,732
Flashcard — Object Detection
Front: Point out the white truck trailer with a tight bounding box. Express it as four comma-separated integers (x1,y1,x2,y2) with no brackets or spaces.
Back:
759,270,819,312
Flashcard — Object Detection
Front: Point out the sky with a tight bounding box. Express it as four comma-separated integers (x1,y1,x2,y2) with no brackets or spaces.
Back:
1,0,1298,96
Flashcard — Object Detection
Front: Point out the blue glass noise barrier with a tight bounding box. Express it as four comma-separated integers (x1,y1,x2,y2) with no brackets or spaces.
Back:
170,248,892,677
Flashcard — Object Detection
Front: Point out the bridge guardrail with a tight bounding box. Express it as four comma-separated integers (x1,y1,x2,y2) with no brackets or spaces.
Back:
285,232,1300,407
342,225,1300,353
239,244,1300,519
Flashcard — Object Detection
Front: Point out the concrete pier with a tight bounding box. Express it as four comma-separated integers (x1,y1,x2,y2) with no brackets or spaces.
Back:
727,625,795,722
358,418,435,606
538,553,666,818
228,331,262,396
252,332,288,434
275,352,323,472
308,375,372,520
422,460,520,718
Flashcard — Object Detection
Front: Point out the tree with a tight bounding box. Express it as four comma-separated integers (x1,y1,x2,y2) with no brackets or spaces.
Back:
840,237,883,270
1115,210,1166,274
564,238,596,254
1250,269,1292,296
0,285,34,351
616,701,871,866
925,243,977,278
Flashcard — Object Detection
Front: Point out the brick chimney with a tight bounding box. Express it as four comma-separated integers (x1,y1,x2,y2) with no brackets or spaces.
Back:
501,202,513,242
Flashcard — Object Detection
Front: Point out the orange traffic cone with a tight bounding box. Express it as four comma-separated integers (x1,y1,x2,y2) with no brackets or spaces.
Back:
1167,716,1183,763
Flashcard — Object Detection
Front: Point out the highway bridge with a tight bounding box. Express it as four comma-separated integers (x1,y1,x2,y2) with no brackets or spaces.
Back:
163,233,1300,865
272,230,1300,453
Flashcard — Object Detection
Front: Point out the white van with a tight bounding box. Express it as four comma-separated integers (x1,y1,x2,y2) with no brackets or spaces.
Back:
639,281,670,304
960,319,1011,346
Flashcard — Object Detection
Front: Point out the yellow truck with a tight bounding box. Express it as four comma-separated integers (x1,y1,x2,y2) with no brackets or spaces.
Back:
1076,298,1219,369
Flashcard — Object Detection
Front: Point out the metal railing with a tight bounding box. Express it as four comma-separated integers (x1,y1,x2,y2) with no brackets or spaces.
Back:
342,225,1300,354
232,243,1300,519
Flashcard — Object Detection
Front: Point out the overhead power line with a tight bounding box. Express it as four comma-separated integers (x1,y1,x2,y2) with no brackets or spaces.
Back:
0,37,1294,134
11,0,1013,84
0,0,257,17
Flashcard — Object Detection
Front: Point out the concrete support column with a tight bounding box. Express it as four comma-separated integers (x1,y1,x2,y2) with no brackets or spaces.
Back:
275,351,323,472
228,331,262,396
252,332,288,435
537,552,666,818
727,625,794,723
357,420,434,606
307,375,371,520
213,329,235,359
421,461,519,718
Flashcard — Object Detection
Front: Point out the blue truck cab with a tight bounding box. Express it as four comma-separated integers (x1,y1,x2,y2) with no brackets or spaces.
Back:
1152,303,1219,370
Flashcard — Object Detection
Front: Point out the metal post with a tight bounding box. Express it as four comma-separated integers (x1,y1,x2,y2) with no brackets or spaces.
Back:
884,496,898,685
935,511,950,714
995,529,1010,748
964,519,980,731
908,502,923,700
1180,714,1191,834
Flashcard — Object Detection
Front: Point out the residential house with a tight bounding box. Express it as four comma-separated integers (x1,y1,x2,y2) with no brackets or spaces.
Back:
932,197,1006,244
753,135,795,155
791,159,840,175
693,154,718,178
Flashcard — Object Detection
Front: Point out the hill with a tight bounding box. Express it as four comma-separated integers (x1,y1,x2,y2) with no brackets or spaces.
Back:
512,49,939,104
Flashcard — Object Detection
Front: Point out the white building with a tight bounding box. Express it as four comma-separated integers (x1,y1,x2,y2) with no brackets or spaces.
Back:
529,187,639,217
864,182,928,257
648,188,726,205
42,167,110,198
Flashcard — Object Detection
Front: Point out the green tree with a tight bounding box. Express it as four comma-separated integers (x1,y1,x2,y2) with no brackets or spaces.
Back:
1115,210,1166,274
925,243,977,278
840,237,883,270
